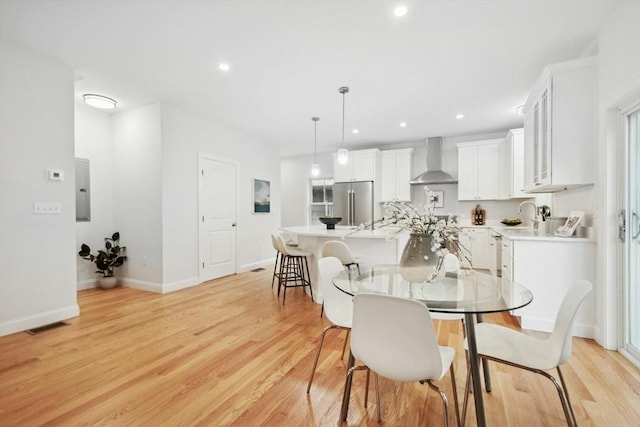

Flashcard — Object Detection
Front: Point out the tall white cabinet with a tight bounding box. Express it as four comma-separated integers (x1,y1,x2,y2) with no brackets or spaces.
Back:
500,128,528,199
457,140,501,201
523,56,596,192
380,148,413,202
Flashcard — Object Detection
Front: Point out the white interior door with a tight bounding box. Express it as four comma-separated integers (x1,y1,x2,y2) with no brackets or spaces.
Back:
622,103,640,363
199,155,237,282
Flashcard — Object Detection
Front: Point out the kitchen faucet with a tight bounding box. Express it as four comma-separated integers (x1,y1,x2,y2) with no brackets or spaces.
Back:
518,201,540,229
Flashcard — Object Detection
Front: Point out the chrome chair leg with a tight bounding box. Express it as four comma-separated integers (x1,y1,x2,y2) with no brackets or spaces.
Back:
427,380,451,427
341,329,350,360
375,373,381,423
307,324,345,393
448,364,461,427
340,364,368,423
557,366,579,427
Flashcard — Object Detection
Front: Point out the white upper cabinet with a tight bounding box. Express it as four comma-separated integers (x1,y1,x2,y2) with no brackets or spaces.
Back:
523,56,596,192
500,128,528,199
457,140,502,201
332,149,380,183
380,148,413,202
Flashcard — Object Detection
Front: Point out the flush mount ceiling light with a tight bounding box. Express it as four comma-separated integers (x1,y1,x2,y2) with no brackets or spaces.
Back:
219,62,230,72
400,122,407,127
352,129,359,134
83,94,116,110
515,104,524,115
311,117,320,177
394,5,408,17
337,86,350,165
456,114,465,119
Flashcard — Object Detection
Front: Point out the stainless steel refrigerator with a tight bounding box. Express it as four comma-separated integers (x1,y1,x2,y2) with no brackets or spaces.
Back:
333,181,374,229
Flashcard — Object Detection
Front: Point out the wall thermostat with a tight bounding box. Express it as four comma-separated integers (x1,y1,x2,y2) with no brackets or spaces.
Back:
47,168,64,182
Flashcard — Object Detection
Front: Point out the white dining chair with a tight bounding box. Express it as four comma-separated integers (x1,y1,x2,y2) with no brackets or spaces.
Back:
462,279,593,426
307,256,353,393
321,240,360,272
343,292,461,426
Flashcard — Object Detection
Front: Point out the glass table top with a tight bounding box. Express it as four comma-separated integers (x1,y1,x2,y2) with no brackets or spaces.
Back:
333,265,533,314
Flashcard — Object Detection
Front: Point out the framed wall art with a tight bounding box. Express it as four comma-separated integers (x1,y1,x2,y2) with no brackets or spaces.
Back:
253,178,271,213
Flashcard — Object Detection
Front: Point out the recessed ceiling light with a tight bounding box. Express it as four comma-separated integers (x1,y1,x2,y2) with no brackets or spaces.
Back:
399,122,407,127
515,105,524,115
83,94,116,110
352,129,359,134
456,114,464,119
394,5,408,17
219,63,230,72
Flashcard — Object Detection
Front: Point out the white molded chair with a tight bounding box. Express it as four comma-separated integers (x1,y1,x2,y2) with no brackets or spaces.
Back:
343,292,461,426
321,240,360,272
307,257,353,393
463,279,593,426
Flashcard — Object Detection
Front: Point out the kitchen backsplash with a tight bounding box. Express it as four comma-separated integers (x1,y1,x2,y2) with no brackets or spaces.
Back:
409,183,532,224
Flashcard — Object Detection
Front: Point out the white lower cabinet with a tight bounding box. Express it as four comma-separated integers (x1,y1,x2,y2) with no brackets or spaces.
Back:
459,227,490,270
505,237,595,337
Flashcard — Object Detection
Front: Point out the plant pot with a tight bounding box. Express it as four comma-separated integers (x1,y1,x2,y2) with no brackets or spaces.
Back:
97,276,119,289
399,233,445,283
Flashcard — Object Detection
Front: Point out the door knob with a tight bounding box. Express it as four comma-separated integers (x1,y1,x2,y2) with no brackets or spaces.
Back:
232,223,237,227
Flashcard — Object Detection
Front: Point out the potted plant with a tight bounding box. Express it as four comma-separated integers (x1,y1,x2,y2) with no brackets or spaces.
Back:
78,232,127,289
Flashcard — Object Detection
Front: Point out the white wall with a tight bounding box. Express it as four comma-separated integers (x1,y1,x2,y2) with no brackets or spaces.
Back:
74,103,115,287
161,103,281,283
112,103,164,288
0,42,78,336
596,1,640,349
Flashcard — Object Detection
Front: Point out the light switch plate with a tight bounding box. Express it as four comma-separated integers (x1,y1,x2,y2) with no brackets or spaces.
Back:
47,169,64,182
34,202,62,214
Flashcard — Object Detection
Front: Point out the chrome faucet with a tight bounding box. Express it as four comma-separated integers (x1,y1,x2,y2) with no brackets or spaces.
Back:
518,201,540,229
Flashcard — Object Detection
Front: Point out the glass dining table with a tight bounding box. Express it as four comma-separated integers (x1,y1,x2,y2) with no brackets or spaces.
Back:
333,265,534,427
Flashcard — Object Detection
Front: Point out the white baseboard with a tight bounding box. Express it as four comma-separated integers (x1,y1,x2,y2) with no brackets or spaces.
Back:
520,316,594,339
161,276,201,294
239,258,274,273
0,305,80,337
121,276,202,294
77,278,97,291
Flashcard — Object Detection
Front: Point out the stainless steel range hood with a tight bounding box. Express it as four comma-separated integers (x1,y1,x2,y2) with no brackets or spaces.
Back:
410,137,458,185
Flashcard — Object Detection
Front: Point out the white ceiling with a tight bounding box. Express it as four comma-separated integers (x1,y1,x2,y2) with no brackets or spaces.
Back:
0,0,618,156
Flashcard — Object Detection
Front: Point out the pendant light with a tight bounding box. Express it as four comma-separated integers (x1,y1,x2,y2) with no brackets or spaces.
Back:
337,86,349,165
311,116,320,177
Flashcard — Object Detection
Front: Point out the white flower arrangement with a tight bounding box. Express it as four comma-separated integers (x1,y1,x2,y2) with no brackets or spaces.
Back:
345,188,470,264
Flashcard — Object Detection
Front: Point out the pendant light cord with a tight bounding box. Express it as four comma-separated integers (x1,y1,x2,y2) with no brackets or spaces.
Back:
342,91,345,148
314,118,318,163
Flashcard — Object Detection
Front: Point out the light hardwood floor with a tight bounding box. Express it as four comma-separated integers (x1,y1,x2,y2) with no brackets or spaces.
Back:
1,269,639,426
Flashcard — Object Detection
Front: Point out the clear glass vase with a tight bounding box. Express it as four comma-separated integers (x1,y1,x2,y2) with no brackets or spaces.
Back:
399,233,444,283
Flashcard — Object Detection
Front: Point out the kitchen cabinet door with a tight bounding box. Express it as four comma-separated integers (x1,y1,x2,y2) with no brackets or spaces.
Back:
380,149,413,202
457,140,501,201
501,128,528,199
523,56,596,192
459,227,490,270
332,149,379,182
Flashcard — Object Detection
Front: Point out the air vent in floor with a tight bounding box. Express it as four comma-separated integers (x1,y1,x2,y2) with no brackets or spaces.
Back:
251,267,266,272
25,321,68,335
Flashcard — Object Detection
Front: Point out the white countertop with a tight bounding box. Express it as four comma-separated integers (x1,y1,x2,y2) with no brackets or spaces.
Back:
455,219,595,242
281,225,403,240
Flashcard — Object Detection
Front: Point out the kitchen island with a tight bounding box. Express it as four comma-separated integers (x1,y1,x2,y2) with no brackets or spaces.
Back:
280,225,409,303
